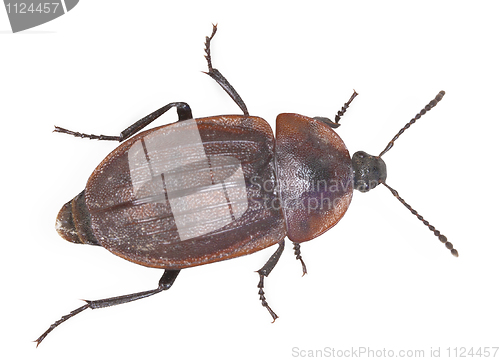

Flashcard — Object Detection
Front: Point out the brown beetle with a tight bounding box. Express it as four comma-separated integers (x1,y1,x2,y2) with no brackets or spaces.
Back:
36,25,457,345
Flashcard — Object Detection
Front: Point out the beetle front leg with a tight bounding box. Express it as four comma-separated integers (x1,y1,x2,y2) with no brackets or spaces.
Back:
314,90,358,128
256,240,285,322
54,102,193,142
293,242,307,276
35,269,180,346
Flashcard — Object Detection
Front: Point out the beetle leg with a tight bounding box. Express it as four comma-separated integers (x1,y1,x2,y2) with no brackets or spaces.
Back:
203,24,249,116
35,269,180,346
334,90,358,125
256,240,285,322
314,90,358,129
54,102,193,142
292,242,308,276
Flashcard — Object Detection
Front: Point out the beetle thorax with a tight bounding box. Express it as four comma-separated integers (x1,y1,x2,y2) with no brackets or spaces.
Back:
275,113,354,242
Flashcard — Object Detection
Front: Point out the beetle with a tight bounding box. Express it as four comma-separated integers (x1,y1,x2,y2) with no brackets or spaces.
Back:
36,25,458,345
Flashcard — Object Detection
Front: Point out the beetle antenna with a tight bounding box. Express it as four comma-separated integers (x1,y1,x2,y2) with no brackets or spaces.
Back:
381,182,458,257
379,91,445,157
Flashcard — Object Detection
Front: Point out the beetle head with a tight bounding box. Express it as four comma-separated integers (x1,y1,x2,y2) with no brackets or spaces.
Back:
347,91,458,257
351,151,387,192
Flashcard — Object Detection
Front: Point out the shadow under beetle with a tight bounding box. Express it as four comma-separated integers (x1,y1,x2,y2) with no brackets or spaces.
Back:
36,25,458,346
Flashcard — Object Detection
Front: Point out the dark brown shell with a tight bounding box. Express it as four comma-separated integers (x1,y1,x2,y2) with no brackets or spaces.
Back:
85,115,286,269
275,113,353,243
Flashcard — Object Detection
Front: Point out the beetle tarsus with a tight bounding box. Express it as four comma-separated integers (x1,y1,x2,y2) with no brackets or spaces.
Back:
258,274,279,322
334,90,358,125
203,24,249,116
313,90,358,129
35,303,90,347
204,23,217,72
293,242,308,276
53,126,121,141
255,241,285,321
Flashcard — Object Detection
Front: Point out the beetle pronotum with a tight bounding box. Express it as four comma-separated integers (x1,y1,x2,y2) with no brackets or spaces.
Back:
36,25,457,346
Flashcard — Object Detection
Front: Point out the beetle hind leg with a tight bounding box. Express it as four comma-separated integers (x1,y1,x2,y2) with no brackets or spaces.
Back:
203,24,249,116
256,240,285,322
35,269,180,346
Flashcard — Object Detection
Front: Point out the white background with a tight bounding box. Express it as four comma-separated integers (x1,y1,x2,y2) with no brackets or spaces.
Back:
1,1,499,360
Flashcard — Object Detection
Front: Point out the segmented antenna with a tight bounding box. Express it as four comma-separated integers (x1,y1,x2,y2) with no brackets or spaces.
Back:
382,182,458,257
379,91,445,157
378,91,457,257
